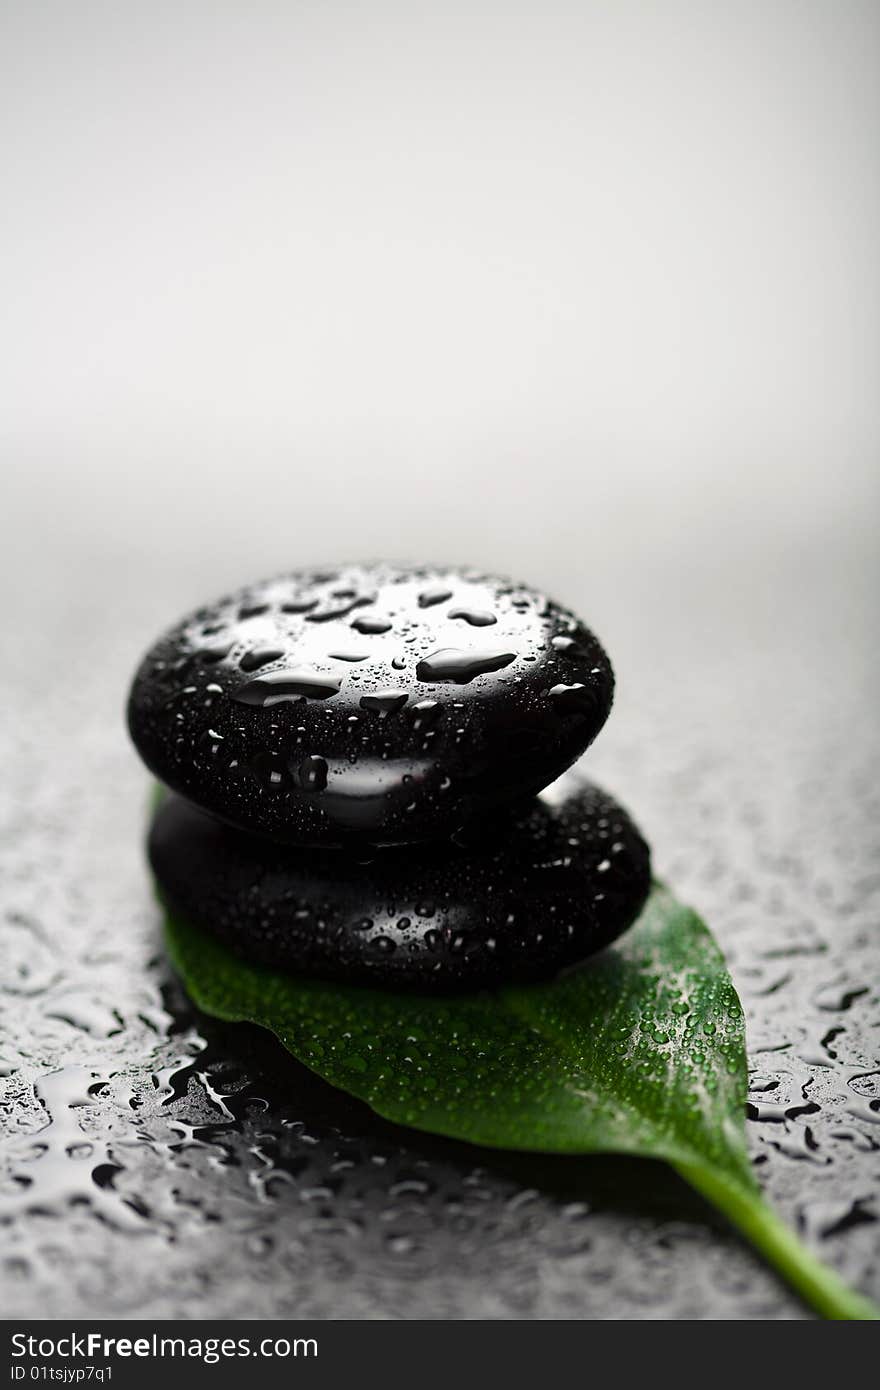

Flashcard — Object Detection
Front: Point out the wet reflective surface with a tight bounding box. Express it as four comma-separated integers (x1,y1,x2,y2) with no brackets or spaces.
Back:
1,561,878,1319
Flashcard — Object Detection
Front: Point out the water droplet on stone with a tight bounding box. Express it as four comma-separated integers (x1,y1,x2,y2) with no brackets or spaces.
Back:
292,755,328,792
198,643,232,664
551,635,592,660
448,607,497,627
370,935,396,954
308,595,375,623
417,586,453,609
249,752,288,790
327,649,370,662
416,649,516,684
233,669,343,706
409,698,441,730
359,690,410,715
351,614,392,635
281,597,318,613
197,728,225,756
239,646,285,672
548,682,594,715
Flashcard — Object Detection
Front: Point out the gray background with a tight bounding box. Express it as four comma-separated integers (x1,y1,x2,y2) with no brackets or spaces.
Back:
1,0,878,1319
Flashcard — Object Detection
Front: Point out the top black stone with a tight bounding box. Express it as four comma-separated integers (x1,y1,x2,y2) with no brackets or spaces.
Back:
126,563,614,846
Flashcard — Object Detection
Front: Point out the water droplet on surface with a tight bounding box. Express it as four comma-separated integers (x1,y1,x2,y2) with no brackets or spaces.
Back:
370,936,396,955
409,699,441,730
798,1196,877,1241
249,753,289,791
351,614,393,635
448,607,497,627
197,728,225,756
281,597,318,613
551,635,592,660
417,587,453,609
548,682,594,715
232,669,343,706
239,647,285,672
416,649,516,684
359,690,410,715
198,643,232,664
813,980,870,1012
292,755,329,792
307,595,375,623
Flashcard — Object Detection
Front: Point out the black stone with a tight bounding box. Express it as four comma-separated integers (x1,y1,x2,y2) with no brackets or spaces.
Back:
148,771,651,991
127,564,614,847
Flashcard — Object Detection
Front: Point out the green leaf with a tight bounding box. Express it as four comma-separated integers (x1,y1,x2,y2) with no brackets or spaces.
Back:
164,882,878,1320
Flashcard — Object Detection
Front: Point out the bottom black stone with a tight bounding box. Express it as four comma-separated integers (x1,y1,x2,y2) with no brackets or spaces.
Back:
149,769,651,991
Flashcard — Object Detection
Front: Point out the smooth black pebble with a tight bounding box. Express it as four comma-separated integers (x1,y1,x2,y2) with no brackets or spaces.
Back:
149,770,650,991
127,564,614,847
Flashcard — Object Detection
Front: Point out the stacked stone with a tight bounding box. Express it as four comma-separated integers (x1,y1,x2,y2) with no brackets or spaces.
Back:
128,564,650,990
